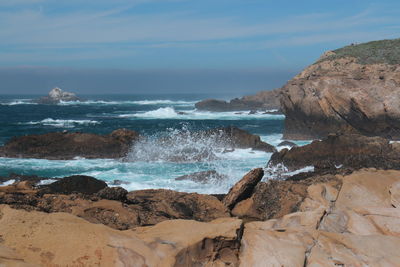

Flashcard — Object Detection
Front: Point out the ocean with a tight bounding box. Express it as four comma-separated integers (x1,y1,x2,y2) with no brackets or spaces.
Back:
0,94,310,194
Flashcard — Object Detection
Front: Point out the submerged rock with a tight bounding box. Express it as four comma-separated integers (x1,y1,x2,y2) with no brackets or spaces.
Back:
195,88,281,112
277,140,297,147
0,128,140,160
175,170,227,183
36,87,80,104
281,39,400,140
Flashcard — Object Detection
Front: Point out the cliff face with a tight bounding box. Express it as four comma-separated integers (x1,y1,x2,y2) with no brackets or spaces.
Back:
195,88,281,112
281,39,400,140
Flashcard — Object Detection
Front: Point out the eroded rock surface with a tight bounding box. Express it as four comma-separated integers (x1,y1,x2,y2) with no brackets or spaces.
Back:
281,39,400,140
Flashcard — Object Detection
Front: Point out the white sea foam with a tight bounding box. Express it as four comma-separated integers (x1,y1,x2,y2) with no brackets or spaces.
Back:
22,118,100,128
1,99,36,106
119,107,285,120
58,99,196,106
0,179,16,186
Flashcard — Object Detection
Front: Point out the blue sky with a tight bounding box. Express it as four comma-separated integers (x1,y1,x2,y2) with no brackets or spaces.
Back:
0,0,399,94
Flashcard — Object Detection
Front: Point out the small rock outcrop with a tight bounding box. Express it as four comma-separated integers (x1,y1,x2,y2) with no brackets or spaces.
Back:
223,168,264,209
175,170,227,183
36,87,80,104
281,38,400,140
268,133,400,171
195,88,281,112
0,128,140,159
41,175,107,195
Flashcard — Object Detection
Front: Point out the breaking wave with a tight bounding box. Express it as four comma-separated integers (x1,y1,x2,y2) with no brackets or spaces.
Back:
22,118,100,128
58,99,196,106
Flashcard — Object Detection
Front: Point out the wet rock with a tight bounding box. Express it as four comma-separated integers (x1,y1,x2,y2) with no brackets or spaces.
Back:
0,128,140,159
96,187,128,201
41,175,107,195
36,87,80,104
223,168,264,209
175,170,227,183
204,126,276,152
195,89,281,112
277,140,297,147
126,189,229,225
268,133,400,171
280,39,400,140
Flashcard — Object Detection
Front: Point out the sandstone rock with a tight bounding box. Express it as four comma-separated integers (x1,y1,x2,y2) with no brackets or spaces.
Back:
127,189,230,225
268,133,400,171
281,39,400,140
41,175,107,195
0,128,140,159
195,88,281,112
0,205,241,266
223,168,264,209
175,170,227,183
36,87,80,104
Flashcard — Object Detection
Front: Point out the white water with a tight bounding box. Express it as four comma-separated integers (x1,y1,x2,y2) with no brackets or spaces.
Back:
58,99,197,106
118,107,285,120
21,118,100,128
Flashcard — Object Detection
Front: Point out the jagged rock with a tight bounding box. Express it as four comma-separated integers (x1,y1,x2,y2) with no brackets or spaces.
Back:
36,87,80,104
223,168,264,209
126,189,230,225
281,39,400,140
0,128,140,159
40,175,107,195
268,133,400,171
96,186,128,201
195,88,281,112
175,170,227,183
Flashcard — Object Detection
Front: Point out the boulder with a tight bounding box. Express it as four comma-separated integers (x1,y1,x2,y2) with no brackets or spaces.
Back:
280,38,400,140
41,175,107,195
36,87,80,104
0,128,140,159
175,170,227,183
96,186,128,201
222,168,264,209
268,133,400,171
277,140,297,147
195,88,281,112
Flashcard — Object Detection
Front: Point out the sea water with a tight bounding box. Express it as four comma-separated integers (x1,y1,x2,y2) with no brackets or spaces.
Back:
0,94,311,193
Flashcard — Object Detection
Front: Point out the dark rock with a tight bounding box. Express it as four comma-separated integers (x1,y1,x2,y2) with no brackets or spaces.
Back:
195,89,281,112
41,175,107,195
277,141,297,147
175,170,227,183
280,40,400,140
223,168,264,209
96,187,128,201
268,133,400,171
0,128,140,160
126,189,229,225
204,126,276,153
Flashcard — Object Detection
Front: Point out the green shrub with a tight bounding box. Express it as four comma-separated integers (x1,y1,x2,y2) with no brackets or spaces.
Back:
320,38,400,65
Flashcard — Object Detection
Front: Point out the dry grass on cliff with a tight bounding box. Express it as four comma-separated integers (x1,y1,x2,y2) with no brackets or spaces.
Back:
321,38,400,65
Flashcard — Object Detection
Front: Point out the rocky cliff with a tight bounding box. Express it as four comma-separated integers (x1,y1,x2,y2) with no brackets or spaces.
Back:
281,38,400,140
195,88,281,112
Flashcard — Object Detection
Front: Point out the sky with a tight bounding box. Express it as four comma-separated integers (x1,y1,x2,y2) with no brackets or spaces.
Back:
0,0,399,95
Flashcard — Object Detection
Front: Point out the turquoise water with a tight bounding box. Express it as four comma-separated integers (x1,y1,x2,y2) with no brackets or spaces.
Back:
0,94,309,193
